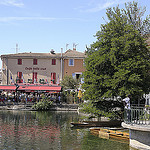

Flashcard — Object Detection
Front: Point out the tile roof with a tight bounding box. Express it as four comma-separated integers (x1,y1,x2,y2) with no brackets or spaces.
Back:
1,49,86,59
1,52,61,58
63,49,85,58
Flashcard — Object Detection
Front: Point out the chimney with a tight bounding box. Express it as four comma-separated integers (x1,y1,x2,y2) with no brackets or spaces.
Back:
73,43,78,50
50,49,55,54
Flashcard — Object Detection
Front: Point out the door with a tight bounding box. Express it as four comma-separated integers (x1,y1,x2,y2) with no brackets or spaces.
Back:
17,72,22,83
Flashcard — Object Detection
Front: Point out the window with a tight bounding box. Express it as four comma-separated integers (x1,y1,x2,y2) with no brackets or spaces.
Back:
69,59,74,66
32,72,37,83
18,59,22,65
73,72,82,80
17,72,22,83
52,59,56,65
51,72,56,84
33,59,37,65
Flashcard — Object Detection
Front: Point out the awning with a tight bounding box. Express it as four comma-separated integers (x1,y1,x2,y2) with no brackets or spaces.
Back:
19,85,61,91
0,85,16,91
0,84,61,92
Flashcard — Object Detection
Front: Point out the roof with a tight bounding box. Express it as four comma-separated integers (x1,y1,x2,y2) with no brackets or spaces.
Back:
1,52,61,58
63,49,85,58
1,49,86,59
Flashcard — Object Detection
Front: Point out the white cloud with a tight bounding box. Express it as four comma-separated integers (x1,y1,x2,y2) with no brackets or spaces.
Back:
0,17,56,22
0,0,24,7
81,0,131,13
0,17,88,22
87,1,115,12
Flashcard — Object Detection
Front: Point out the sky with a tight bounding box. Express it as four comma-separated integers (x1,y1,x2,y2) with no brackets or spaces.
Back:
0,0,150,67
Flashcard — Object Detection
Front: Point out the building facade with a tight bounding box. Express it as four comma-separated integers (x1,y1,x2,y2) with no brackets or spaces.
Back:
1,49,85,85
0,69,2,84
63,49,85,80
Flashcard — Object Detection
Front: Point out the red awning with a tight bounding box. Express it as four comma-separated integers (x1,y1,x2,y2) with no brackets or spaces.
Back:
0,85,61,92
19,85,61,91
0,85,16,91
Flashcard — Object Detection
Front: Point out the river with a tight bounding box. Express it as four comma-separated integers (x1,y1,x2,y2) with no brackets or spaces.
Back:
0,110,129,150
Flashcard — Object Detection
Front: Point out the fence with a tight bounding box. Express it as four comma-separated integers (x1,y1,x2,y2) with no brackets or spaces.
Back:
124,106,150,125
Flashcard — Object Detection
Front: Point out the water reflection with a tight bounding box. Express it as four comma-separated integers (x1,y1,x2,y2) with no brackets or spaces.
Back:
0,111,129,150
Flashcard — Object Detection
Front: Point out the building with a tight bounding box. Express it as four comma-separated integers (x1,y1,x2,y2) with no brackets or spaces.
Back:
1,49,85,85
0,69,2,84
63,49,85,80
1,51,61,85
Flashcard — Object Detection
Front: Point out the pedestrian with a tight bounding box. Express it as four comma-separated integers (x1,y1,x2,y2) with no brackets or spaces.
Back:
123,94,131,123
58,95,61,104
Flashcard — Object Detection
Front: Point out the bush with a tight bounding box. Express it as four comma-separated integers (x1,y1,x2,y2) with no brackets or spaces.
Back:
32,95,53,110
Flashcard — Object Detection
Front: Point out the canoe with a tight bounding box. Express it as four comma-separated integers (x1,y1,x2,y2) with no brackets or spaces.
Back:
90,128,129,143
70,120,122,128
70,122,94,127
83,120,122,127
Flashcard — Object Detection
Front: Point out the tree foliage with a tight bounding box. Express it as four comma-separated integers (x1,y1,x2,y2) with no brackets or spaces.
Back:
61,75,78,90
86,1,150,54
32,95,53,110
83,2,150,118
124,1,150,36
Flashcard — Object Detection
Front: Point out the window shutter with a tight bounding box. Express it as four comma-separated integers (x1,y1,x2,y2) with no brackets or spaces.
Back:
51,72,56,84
33,59,37,65
18,59,22,65
52,59,56,65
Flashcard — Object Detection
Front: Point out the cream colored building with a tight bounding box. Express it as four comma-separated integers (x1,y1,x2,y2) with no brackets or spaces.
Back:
1,52,61,85
0,69,2,84
1,49,85,85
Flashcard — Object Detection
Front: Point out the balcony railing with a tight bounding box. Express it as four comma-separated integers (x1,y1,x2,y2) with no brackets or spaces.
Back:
124,106,150,125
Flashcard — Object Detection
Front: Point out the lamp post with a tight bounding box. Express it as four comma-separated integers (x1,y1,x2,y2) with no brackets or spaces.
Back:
15,84,19,103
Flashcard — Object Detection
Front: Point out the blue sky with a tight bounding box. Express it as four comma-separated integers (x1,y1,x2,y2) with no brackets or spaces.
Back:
0,0,150,67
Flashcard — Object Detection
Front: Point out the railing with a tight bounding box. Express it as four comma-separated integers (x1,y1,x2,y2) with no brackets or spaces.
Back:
124,106,150,125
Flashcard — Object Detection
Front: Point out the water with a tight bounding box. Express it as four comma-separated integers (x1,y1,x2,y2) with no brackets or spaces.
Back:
0,111,129,150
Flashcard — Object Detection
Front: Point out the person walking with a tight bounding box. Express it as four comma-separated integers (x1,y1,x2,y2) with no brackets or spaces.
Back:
58,95,61,105
123,94,131,123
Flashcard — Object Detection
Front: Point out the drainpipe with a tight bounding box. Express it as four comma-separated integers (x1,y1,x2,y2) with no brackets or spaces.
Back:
61,48,63,81
6,57,9,85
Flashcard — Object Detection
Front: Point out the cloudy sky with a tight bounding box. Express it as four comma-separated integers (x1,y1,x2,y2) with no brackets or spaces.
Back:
0,0,150,66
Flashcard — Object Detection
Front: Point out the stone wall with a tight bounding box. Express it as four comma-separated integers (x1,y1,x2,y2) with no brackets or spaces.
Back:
122,122,150,149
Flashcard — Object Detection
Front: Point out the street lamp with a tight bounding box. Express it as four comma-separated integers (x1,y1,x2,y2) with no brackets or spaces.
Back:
15,84,19,103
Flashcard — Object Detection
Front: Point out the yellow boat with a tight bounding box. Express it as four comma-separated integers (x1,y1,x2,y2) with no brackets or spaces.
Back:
90,128,129,143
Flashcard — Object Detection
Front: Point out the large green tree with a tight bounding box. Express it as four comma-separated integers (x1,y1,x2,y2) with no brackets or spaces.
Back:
83,2,150,119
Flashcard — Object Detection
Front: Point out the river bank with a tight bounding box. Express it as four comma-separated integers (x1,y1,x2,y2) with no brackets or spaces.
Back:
0,103,79,111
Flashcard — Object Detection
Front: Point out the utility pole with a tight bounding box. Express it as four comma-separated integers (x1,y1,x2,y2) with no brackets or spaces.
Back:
66,44,69,51
16,43,18,53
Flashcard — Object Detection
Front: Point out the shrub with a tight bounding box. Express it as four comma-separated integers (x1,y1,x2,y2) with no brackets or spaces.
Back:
32,95,53,110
